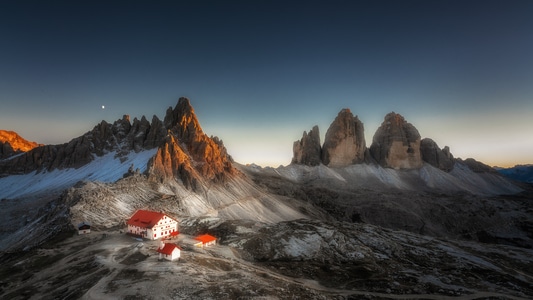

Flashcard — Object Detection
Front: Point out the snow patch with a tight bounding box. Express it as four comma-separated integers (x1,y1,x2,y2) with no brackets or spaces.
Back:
0,149,157,199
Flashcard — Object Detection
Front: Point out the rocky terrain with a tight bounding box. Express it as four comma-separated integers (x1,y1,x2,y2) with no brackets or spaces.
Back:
0,97,532,299
1,217,532,299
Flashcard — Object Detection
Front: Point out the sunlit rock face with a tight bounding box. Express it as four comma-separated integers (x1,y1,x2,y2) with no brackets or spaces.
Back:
149,97,237,189
420,138,455,171
370,112,423,169
292,125,322,166
0,130,41,159
321,109,366,167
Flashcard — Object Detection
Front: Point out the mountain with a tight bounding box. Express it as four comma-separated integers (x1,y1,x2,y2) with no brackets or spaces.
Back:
291,109,528,178
497,164,533,183
148,97,237,190
370,112,423,169
0,130,41,159
322,108,366,167
0,97,311,252
0,97,532,299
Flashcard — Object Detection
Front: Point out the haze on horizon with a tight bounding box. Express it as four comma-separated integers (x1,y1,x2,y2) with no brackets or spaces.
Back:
1,1,532,168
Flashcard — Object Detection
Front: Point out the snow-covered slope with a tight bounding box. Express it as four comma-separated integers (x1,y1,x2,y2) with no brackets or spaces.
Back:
0,149,157,200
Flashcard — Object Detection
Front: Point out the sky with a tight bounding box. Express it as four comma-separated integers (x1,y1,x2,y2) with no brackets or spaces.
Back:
1,0,532,167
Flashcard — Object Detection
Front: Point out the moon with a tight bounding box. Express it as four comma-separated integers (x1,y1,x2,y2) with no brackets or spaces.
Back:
101,105,105,109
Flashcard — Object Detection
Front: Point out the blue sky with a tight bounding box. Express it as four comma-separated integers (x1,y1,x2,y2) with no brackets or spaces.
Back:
1,1,532,167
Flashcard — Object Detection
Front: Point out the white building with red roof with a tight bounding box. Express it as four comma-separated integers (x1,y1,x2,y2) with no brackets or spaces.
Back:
126,210,178,240
157,242,181,261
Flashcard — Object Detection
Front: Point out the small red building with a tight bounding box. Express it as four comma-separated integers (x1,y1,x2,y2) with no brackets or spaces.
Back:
194,234,217,248
127,210,178,240
157,242,181,261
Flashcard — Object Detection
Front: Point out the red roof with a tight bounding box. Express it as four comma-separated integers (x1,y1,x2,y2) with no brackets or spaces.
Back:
127,210,170,228
195,234,217,244
157,243,181,255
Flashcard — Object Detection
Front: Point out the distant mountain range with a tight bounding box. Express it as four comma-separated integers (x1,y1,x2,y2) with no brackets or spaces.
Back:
0,97,523,197
496,165,533,183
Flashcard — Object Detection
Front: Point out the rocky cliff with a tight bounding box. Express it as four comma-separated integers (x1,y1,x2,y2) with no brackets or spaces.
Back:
420,138,455,171
147,97,237,189
321,109,366,167
369,112,423,169
292,126,321,166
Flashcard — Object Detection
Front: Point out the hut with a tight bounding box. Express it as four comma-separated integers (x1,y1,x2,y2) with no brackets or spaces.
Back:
194,234,217,248
77,222,91,235
126,210,179,240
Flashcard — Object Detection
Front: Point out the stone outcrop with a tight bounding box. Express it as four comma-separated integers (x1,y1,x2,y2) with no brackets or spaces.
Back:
292,126,321,166
420,138,455,171
369,112,423,169
148,97,237,189
321,109,366,167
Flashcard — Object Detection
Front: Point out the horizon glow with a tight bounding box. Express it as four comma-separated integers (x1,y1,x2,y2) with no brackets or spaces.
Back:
0,1,532,168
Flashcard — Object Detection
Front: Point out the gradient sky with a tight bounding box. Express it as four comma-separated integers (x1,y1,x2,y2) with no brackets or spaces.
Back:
1,1,532,167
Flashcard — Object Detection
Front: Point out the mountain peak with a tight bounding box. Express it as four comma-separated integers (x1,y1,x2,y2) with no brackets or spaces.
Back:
164,97,204,143
149,97,237,189
0,130,41,151
321,108,366,167
292,125,321,166
370,112,423,169
0,130,42,159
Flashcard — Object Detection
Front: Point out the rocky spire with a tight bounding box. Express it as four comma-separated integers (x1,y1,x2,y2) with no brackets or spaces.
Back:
369,112,423,169
149,97,237,189
292,125,321,166
420,138,455,171
321,109,366,167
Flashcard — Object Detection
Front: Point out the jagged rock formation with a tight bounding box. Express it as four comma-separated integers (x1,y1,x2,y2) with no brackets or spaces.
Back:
0,130,41,159
0,114,166,175
292,126,321,166
369,112,423,169
420,138,455,171
148,97,237,189
0,97,236,191
321,109,366,167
